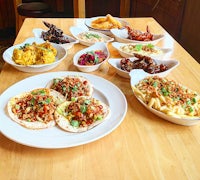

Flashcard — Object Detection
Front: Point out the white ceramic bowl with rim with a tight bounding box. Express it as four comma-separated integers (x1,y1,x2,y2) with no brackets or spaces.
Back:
112,42,172,59
84,16,129,36
110,28,164,45
108,57,179,78
73,42,110,72
3,37,67,73
70,26,114,46
32,28,79,50
130,70,200,126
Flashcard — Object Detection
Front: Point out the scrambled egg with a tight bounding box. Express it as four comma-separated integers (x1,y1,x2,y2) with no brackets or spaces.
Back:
12,42,57,65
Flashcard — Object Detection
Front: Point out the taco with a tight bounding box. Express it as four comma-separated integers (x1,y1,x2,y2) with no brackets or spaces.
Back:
55,96,110,132
46,75,93,101
7,88,65,129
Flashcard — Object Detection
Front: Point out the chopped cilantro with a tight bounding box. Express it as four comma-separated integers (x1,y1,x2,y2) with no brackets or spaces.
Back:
134,44,143,51
70,120,79,127
80,105,87,113
146,43,154,49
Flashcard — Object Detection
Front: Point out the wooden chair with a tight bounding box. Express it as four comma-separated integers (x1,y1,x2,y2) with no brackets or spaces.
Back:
13,0,51,34
73,0,85,18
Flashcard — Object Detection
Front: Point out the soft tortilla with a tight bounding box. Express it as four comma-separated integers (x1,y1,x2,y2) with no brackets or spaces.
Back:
46,75,94,100
55,97,110,132
7,88,65,129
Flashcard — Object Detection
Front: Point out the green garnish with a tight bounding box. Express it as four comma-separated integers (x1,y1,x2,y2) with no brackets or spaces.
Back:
30,98,35,105
84,99,91,105
134,44,143,51
153,81,158,87
186,100,191,105
161,87,169,96
96,115,103,120
70,120,80,127
72,85,78,92
45,98,51,104
15,104,20,110
94,56,99,64
19,43,30,50
31,89,46,95
26,118,31,122
80,105,87,113
192,98,197,103
189,107,194,112
86,33,100,39
146,43,154,49
71,97,76,101
53,78,61,85
62,86,67,92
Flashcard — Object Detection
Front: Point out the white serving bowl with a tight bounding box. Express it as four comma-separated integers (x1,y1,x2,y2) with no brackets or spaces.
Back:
84,16,129,36
3,37,67,73
33,28,79,50
73,42,110,72
130,70,200,126
108,57,179,78
69,26,114,46
112,42,172,59
110,28,164,45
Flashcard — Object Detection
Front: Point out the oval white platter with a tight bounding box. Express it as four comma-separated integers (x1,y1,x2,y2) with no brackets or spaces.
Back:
0,71,127,148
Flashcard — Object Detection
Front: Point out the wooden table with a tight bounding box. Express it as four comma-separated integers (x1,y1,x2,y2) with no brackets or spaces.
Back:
0,18,200,180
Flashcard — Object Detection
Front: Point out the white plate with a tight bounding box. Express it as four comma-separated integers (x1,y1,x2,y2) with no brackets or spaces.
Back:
33,28,79,50
130,70,200,126
69,26,114,46
112,42,172,59
3,37,67,73
0,71,127,148
108,58,179,78
73,42,110,72
110,28,164,45
84,16,129,36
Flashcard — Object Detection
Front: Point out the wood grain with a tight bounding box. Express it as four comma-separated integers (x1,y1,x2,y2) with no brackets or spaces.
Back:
0,18,200,180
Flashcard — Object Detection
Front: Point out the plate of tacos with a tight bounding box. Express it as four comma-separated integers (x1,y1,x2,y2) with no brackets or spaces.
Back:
0,71,127,148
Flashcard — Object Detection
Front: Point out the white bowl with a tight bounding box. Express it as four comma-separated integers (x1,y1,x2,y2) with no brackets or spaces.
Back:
130,70,200,126
108,57,179,78
3,37,67,73
69,26,114,46
110,28,164,45
84,16,129,36
112,42,172,59
32,28,79,50
73,42,110,72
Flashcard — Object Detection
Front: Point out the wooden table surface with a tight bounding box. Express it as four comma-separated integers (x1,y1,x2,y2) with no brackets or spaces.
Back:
0,18,200,180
